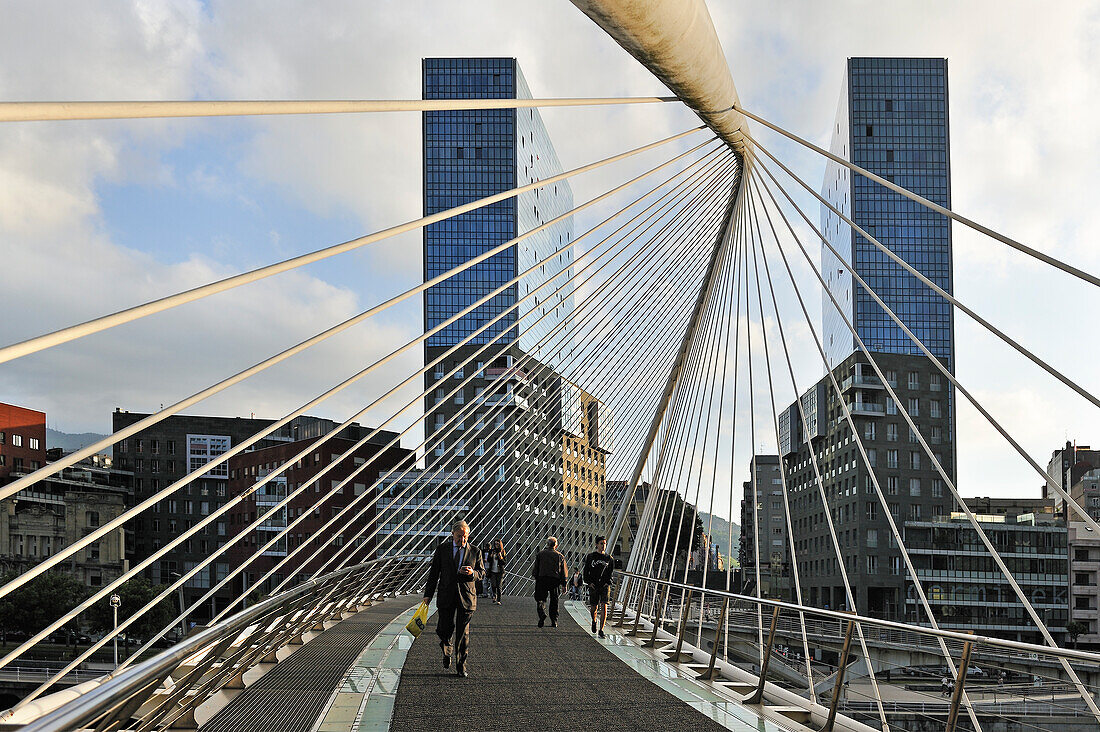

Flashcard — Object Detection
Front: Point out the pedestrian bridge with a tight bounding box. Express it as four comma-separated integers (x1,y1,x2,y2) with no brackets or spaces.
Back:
8,589,846,732
3,1,1100,730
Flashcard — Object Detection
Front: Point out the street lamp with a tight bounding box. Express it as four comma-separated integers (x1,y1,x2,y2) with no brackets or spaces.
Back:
109,594,121,667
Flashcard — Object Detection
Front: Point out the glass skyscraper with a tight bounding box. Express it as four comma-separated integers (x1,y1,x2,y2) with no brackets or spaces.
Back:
423,57,575,361
821,57,953,369
420,58,605,559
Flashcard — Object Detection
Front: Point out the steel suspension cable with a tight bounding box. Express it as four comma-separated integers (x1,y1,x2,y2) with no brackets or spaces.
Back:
752,163,1100,723
0,125,703,366
96,154,735,668
0,96,682,122
0,144,730,690
223,165,734,612
0,135,722,598
747,172,984,730
743,175,891,732
731,104,1100,290
743,183,817,699
748,136,1100,535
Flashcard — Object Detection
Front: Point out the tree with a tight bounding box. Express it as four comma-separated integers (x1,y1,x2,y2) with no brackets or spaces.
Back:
1066,620,1089,648
649,489,705,564
85,577,175,654
0,571,85,644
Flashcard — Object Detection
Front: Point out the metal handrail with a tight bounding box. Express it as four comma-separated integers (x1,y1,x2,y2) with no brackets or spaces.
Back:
616,570,1100,666
18,553,431,732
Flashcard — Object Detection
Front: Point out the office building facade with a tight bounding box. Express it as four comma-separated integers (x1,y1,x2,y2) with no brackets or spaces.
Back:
822,57,953,368
421,58,604,560
738,455,790,600
780,351,956,617
904,510,1067,644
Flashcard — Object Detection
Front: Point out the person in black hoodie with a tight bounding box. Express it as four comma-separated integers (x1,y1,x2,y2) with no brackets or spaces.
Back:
423,520,485,677
582,536,615,638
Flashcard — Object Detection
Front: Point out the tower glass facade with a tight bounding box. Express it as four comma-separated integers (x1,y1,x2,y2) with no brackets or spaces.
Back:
423,57,575,355
822,58,952,368
420,59,602,562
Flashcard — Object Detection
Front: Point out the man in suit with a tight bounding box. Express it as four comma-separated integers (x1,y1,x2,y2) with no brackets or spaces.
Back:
423,519,485,678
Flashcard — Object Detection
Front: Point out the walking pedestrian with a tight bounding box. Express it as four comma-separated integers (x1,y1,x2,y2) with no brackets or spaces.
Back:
582,536,614,638
486,539,507,604
531,536,567,627
423,520,485,678
569,570,583,600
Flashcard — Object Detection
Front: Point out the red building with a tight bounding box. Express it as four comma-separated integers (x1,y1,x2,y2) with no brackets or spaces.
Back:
0,403,47,482
225,434,412,597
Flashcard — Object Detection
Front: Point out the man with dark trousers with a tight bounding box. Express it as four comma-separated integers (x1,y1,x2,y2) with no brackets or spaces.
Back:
531,536,568,627
423,519,485,678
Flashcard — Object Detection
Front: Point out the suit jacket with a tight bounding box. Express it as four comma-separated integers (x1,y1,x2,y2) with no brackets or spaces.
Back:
424,539,486,611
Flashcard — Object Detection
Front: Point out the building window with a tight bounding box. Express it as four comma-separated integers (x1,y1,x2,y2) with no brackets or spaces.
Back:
86,511,100,527
887,475,898,494
887,450,898,469
930,373,942,391
867,448,877,467
909,504,922,521
866,529,878,547
864,422,876,440
930,400,941,418
932,480,944,498
908,372,920,389
886,399,897,415
11,435,22,447
167,440,175,455
866,502,878,520
890,556,902,575
910,452,921,470
887,423,898,442
907,398,920,416
29,437,39,450
866,556,878,574
885,370,898,387
909,478,921,497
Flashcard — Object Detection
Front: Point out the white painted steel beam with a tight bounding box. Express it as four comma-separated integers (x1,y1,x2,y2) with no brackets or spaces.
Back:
570,0,749,156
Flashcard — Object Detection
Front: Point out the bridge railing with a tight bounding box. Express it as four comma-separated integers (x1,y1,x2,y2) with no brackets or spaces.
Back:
613,570,1100,730
11,554,430,732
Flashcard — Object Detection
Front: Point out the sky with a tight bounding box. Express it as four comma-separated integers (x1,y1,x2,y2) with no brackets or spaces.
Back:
1,1,1098,515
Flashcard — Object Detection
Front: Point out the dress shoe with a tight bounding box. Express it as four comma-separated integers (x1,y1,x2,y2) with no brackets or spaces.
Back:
551,619,557,627
457,664,468,678
598,630,606,639
441,644,451,669
537,618,545,628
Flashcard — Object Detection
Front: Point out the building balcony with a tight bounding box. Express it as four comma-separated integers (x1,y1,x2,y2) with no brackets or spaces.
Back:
1072,559,1100,572
841,375,884,392
846,401,884,417
485,393,529,410
483,367,529,384
1072,607,1099,620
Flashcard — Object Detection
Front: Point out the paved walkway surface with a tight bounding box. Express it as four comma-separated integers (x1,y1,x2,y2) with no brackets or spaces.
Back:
202,597,418,732
389,597,730,732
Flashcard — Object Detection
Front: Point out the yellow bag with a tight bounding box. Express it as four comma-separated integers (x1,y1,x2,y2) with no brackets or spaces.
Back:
405,600,430,638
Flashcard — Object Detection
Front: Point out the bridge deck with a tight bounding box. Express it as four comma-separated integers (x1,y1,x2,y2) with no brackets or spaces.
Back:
389,596,730,732
202,596,419,732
